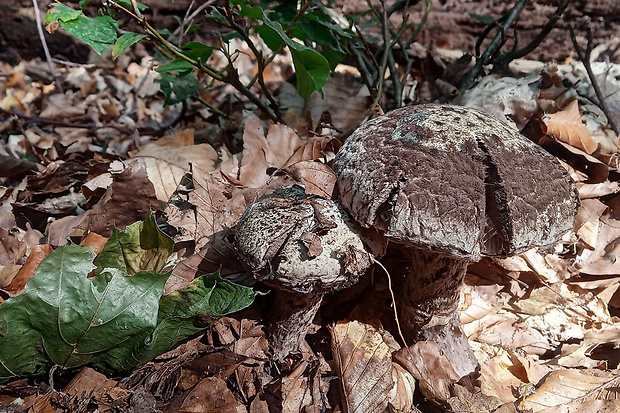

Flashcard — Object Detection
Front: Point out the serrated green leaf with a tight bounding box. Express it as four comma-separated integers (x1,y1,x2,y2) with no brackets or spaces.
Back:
94,211,173,276
94,271,261,373
113,32,146,59
469,13,496,25
0,245,166,381
0,217,258,382
59,15,118,55
155,72,199,106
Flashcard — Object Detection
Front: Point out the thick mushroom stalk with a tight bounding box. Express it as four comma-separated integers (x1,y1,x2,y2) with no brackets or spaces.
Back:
233,187,375,362
333,104,578,377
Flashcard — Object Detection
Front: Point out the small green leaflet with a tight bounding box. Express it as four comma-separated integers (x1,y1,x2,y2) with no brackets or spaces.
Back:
156,72,200,106
255,13,330,98
469,13,496,25
0,215,259,382
113,32,146,59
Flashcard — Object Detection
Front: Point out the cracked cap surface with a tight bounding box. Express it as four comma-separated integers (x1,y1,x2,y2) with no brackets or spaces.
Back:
333,104,579,261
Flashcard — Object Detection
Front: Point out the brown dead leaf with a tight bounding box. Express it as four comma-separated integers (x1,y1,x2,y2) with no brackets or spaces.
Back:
447,383,505,413
285,161,337,198
304,73,371,132
39,92,87,119
394,341,460,404
522,369,620,412
63,367,124,400
238,120,302,188
6,244,53,296
388,362,417,412
79,232,108,255
542,100,598,154
176,376,242,413
281,136,342,169
282,362,315,413
83,162,161,237
330,320,393,413
132,143,219,202
153,129,195,147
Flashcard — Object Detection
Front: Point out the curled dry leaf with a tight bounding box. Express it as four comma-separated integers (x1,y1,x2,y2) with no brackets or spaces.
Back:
5,244,53,296
281,136,342,169
330,320,393,413
284,161,337,198
393,341,460,404
542,100,598,154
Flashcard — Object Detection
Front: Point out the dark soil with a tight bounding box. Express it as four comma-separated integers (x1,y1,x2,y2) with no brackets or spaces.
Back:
2,1,618,66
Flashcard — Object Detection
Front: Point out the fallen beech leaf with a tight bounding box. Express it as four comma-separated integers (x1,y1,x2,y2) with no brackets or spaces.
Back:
282,136,342,169
330,320,393,413
394,341,460,403
447,383,505,413
79,232,108,255
522,369,620,411
152,128,195,147
284,161,337,198
389,362,416,412
238,120,302,188
6,244,53,296
542,100,598,154
177,377,242,413
132,144,218,202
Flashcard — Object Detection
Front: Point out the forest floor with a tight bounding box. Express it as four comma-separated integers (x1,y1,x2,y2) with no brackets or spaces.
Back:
1,1,620,412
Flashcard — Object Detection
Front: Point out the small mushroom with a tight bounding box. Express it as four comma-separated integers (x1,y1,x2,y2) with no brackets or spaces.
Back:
233,186,376,362
333,104,578,377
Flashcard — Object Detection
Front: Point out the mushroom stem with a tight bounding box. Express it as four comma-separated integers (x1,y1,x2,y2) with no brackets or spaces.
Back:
398,246,478,377
266,290,323,363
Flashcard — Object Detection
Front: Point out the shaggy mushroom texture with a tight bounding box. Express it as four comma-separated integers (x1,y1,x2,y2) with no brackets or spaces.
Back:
233,186,376,362
333,103,578,377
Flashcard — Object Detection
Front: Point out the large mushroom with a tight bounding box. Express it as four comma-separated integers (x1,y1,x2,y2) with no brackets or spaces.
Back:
233,186,377,362
333,104,578,377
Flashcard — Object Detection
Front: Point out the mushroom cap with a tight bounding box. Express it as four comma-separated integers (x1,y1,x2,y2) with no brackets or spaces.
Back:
233,187,374,294
333,104,578,261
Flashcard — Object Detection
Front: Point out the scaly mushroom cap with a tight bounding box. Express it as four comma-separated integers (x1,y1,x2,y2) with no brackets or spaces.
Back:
233,186,374,294
333,104,578,261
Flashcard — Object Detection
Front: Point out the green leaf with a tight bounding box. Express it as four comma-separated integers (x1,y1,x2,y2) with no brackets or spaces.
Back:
114,0,149,11
59,15,118,55
95,271,261,373
469,13,496,25
44,3,81,24
321,44,346,71
94,211,173,276
155,72,200,106
181,42,217,62
0,245,166,379
155,59,196,74
239,4,263,19
0,217,258,382
258,14,330,97
113,32,146,59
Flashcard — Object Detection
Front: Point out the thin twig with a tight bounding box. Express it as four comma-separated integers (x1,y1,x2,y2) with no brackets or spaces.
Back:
171,0,217,39
33,0,63,93
569,24,620,137
109,0,279,122
373,258,407,347
459,0,527,93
